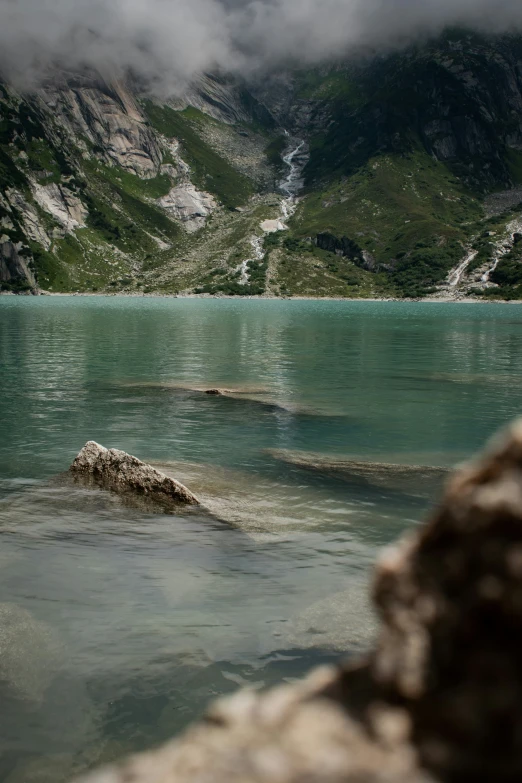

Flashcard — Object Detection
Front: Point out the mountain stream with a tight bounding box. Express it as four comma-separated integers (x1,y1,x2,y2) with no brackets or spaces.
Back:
239,134,308,286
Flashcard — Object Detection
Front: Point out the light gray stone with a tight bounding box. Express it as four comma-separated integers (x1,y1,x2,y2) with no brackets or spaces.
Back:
70,441,199,507
32,183,87,233
158,183,216,232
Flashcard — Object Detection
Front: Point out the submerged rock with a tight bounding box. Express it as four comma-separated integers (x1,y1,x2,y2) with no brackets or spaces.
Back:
285,583,378,654
267,448,449,496
151,458,371,537
78,420,522,783
119,381,273,396
117,380,318,415
0,603,62,703
70,442,199,508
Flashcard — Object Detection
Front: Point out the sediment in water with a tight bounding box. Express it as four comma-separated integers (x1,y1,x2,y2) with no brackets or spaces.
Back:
285,582,378,653
151,458,357,536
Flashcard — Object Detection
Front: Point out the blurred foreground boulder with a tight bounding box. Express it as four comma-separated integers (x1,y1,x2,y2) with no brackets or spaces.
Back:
79,421,522,783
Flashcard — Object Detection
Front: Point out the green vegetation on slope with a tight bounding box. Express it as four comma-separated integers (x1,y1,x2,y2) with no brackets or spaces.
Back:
142,102,254,209
4,31,522,299
280,33,522,297
294,68,365,105
484,235,522,299
95,164,172,200
291,148,482,297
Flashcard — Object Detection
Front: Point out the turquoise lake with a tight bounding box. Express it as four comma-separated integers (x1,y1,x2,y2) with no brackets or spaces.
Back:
0,296,522,782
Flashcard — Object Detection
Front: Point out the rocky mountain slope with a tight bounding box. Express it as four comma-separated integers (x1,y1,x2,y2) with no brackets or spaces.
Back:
286,31,522,298
2,31,522,299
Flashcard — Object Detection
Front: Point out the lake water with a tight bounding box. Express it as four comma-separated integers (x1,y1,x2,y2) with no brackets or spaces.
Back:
1,296,522,782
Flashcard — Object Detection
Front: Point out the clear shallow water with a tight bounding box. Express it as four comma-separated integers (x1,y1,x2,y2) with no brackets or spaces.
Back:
1,296,522,782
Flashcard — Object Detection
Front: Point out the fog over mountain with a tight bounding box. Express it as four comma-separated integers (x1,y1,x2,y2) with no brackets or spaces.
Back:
1,0,522,92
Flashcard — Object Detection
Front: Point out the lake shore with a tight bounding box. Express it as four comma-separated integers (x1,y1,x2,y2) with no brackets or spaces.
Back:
26,291,522,304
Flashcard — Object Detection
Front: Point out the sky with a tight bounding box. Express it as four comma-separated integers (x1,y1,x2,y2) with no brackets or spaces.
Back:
1,0,522,91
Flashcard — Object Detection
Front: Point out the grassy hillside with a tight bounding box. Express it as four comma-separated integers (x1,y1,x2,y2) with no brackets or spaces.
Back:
142,102,255,209
282,32,522,297
292,147,482,296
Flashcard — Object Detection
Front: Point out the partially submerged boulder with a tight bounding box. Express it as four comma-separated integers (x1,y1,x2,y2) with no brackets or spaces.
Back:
77,420,522,783
70,442,199,507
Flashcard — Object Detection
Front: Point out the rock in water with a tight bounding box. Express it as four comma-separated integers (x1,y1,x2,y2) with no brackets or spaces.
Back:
70,442,199,507
77,419,522,783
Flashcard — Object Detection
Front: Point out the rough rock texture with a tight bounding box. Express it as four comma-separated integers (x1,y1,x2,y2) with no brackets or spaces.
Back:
32,183,87,233
70,441,199,507
78,420,522,783
170,73,276,128
158,183,216,232
315,234,364,264
0,240,36,287
43,75,163,177
5,189,52,250
80,664,428,783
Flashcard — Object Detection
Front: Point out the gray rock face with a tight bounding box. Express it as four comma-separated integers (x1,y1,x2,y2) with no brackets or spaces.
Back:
158,183,216,232
32,183,87,233
44,76,163,177
170,73,276,128
0,240,35,288
314,233,365,265
77,419,522,783
416,43,522,185
5,189,52,250
70,442,199,507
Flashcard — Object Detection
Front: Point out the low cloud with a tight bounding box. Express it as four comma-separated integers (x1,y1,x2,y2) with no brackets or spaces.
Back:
1,0,522,92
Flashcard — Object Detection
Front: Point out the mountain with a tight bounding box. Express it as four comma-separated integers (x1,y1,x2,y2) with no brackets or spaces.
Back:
289,31,522,298
2,31,522,299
